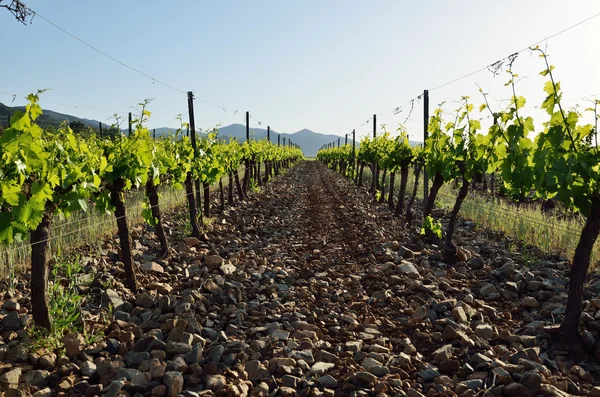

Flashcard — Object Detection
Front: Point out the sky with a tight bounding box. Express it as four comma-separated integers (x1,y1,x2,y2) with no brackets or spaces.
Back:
2,0,600,142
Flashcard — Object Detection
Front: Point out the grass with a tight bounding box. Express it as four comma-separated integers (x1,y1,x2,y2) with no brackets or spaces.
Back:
349,163,599,266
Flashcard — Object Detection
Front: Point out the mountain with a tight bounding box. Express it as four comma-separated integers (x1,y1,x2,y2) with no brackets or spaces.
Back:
0,102,423,156
0,102,109,131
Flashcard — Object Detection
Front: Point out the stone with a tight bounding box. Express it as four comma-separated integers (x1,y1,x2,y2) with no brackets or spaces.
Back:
103,379,125,397
346,341,362,353
62,333,85,358
522,297,539,309
352,371,377,387
246,360,270,381
317,375,338,388
38,353,56,369
184,345,204,364
418,369,440,383
310,362,335,376
432,344,453,363
520,372,541,393
504,382,534,397
165,342,192,357
468,257,485,270
102,289,124,310
282,375,299,388
367,365,390,377
0,367,21,388
452,307,468,323
398,262,421,279
208,344,225,363
142,262,164,274
220,264,236,275
271,329,290,341
2,312,22,331
479,283,498,299
135,292,155,308
205,375,227,391
205,255,225,270
184,237,201,247
474,324,494,340
2,301,20,311
20,370,51,388
163,372,184,397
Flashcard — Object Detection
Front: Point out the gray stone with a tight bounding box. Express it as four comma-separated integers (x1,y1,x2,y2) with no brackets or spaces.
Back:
115,368,141,381
398,262,421,279
163,372,184,397
351,371,377,387
505,382,534,397
80,361,97,377
479,283,498,298
205,255,224,270
310,362,335,376
165,342,192,357
0,367,21,388
520,372,542,393
474,324,494,340
209,344,225,363
103,379,125,397
468,257,485,270
271,329,290,341
367,365,390,377
317,374,338,388
2,312,22,331
20,370,51,388
205,374,227,391
417,369,440,383
184,345,203,364
102,289,124,311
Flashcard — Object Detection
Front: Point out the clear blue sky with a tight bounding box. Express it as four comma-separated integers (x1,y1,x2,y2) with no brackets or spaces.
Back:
2,0,600,142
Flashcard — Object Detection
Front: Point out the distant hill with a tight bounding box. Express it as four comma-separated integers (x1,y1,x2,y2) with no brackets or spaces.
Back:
0,102,422,156
0,102,110,131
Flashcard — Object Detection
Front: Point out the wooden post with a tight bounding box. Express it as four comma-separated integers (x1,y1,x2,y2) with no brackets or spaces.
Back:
352,129,356,178
153,128,156,139
345,134,348,145
128,112,132,137
283,137,286,147
243,111,251,193
99,122,103,138
278,135,281,146
187,91,202,212
338,137,340,147
267,126,270,142
246,111,250,142
423,89,429,211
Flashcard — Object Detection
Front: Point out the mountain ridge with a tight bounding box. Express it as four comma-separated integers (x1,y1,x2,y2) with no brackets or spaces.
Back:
0,103,422,156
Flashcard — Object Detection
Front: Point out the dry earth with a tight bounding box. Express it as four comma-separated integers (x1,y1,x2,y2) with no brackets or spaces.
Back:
2,161,600,397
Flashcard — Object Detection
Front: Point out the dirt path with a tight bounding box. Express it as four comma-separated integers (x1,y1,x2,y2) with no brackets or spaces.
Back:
1,161,598,397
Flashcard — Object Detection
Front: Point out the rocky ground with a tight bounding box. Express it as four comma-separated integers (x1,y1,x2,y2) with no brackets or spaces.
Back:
2,161,600,397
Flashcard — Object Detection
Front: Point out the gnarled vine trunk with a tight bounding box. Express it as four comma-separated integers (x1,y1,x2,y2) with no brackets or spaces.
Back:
219,177,225,213
31,209,53,330
109,181,139,291
560,195,600,342
145,179,168,256
405,164,422,223
394,165,409,217
443,178,470,264
387,172,396,211
203,182,210,218
185,175,202,239
423,172,445,217
228,173,234,205
379,168,387,203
